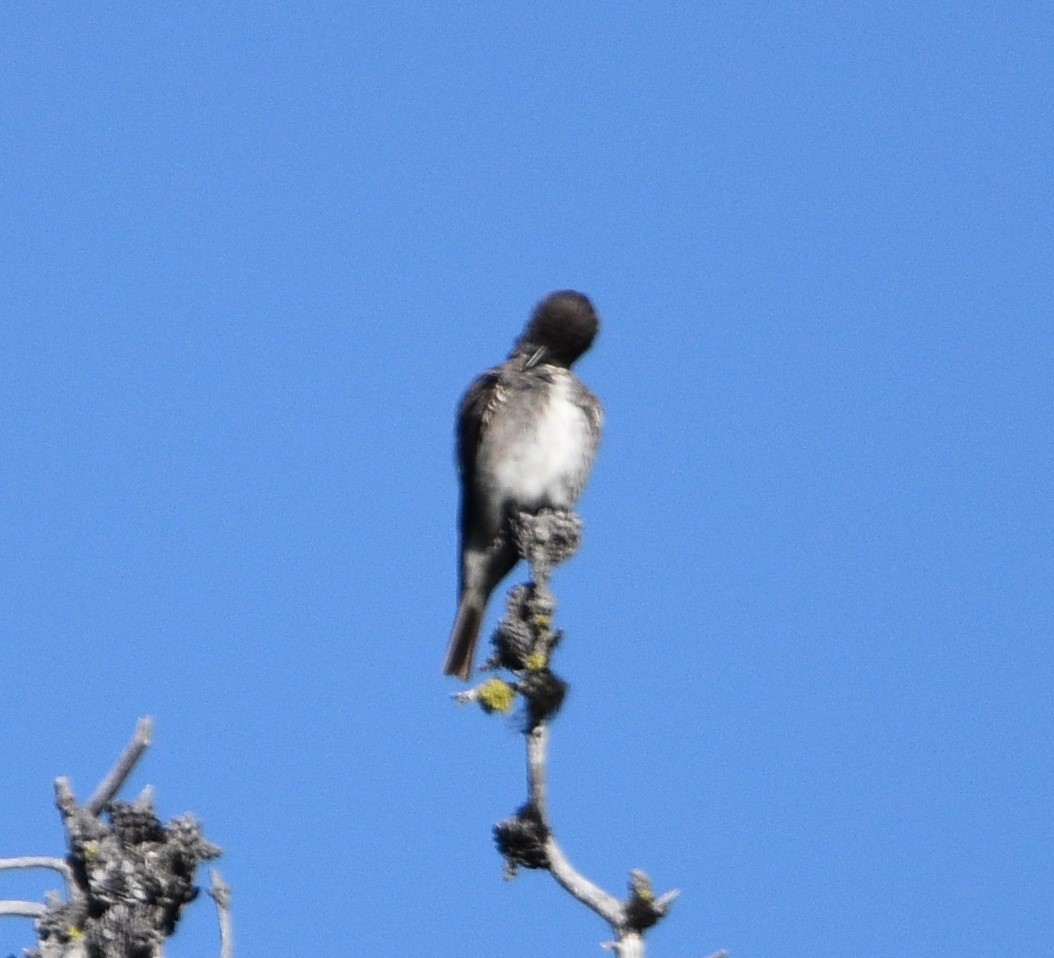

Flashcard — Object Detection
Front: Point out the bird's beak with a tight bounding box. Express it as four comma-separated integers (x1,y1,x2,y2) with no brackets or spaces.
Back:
524,345,547,370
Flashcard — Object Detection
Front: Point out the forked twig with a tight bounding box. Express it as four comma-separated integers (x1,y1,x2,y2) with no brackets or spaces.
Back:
86,716,154,814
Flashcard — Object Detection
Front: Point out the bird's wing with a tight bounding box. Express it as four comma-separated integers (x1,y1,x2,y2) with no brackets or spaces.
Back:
582,383,603,441
571,379,604,449
456,365,505,483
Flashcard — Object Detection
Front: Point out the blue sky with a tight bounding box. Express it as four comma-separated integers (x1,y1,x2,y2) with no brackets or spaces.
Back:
1,4,1051,956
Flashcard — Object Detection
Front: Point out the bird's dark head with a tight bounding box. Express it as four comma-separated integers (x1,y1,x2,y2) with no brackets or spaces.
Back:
517,290,599,368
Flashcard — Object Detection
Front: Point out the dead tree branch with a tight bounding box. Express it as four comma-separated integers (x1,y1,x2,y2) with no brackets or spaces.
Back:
0,901,48,919
1,716,223,958
208,869,233,958
456,509,694,957
85,716,153,815
0,857,74,891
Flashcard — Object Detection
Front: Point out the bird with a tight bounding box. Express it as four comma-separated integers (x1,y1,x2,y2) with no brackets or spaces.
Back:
443,290,603,680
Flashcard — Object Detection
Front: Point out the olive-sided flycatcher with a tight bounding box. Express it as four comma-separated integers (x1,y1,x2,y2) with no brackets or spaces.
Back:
443,290,603,680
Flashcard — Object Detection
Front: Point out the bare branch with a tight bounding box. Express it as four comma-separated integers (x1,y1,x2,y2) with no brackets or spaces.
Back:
0,901,48,918
544,840,623,926
0,857,74,904
601,931,645,958
0,858,73,883
3,718,220,958
525,725,549,817
208,869,233,958
86,716,153,814
655,889,681,911
482,510,690,956
525,726,622,925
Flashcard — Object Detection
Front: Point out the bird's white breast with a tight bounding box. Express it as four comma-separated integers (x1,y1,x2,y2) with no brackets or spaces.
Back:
483,374,593,510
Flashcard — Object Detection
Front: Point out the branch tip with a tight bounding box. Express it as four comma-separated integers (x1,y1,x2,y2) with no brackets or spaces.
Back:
0,901,48,918
86,716,155,814
209,869,233,958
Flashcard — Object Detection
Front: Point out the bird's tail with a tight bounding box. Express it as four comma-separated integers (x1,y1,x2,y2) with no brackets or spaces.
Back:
443,595,484,681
